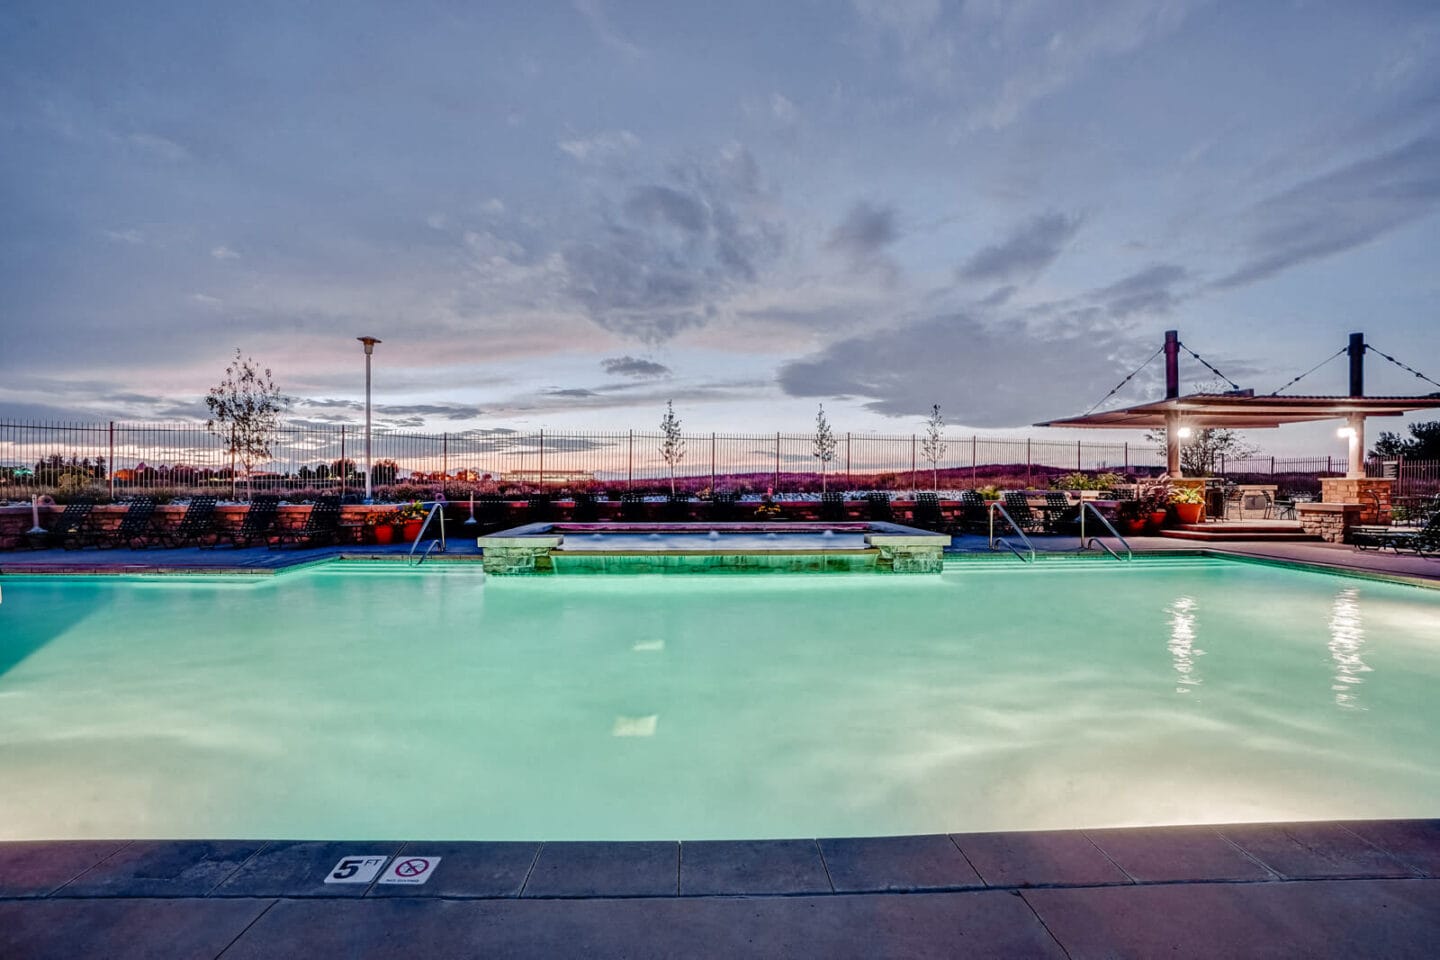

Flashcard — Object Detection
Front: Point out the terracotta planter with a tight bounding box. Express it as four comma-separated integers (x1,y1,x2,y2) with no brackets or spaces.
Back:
371,524,395,545
1147,510,1170,532
400,519,424,541
1123,518,1148,535
1174,502,1204,525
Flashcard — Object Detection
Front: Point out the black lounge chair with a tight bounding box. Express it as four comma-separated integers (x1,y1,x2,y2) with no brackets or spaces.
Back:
664,493,692,522
273,497,343,548
160,496,218,547
214,495,279,548
1042,492,1077,533
527,493,553,523
1352,512,1440,557
819,491,848,522
911,492,944,531
31,500,95,550
1001,491,1043,533
571,492,600,522
476,495,510,530
708,491,739,522
864,491,893,523
96,497,158,549
957,490,990,533
620,492,648,522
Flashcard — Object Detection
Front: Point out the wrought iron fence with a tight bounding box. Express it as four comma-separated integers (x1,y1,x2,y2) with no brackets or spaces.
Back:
0,418,1360,499
1368,457,1440,499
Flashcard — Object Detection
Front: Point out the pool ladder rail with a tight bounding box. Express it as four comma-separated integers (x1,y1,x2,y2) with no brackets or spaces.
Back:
987,499,1132,563
987,502,1036,562
407,501,448,566
1078,500,1133,562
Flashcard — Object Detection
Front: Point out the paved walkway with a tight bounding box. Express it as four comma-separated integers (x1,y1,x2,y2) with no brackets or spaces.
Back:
2,820,1438,958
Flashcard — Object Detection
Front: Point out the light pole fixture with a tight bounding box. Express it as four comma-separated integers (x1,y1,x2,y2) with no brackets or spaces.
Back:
357,336,381,503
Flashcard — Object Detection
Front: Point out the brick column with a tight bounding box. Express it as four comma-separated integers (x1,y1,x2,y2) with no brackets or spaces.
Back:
1318,477,1392,525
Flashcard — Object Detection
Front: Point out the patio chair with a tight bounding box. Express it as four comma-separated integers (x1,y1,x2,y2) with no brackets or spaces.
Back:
1221,484,1244,520
911,492,944,531
663,493,692,522
1001,491,1043,533
159,496,218,548
819,491,847,523
272,497,343,549
957,490,990,534
864,491,893,522
30,500,96,550
620,492,648,522
1042,491,1078,533
571,492,600,522
476,495,510,530
708,490,739,522
1352,512,1440,557
526,493,553,522
213,495,279,548
95,497,158,550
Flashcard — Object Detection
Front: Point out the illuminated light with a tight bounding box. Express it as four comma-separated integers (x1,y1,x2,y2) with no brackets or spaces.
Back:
1337,426,1357,438
1176,426,1193,439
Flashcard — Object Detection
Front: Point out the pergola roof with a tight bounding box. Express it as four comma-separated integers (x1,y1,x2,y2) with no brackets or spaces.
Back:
1036,393,1440,430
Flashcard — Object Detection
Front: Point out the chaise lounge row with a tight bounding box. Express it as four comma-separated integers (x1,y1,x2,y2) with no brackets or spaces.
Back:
26,495,346,550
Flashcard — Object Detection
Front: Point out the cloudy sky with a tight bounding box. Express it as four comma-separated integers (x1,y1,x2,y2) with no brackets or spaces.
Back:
2,0,1437,454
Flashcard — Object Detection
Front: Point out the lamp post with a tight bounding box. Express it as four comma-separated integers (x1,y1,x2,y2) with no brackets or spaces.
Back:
357,336,381,503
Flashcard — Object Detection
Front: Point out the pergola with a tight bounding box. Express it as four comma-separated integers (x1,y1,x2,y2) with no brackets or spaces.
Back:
1035,331,1440,478
1035,393,1440,477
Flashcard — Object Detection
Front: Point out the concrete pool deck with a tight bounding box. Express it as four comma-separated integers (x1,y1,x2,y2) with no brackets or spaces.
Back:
2,820,1438,957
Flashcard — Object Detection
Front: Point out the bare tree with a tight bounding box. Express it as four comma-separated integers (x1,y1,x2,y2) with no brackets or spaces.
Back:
813,404,837,492
205,348,289,500
659,400,685,496
1144,380,1256,475
920,404,946,491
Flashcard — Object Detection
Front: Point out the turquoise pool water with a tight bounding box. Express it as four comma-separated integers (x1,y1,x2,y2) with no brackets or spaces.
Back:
1,559,1437,841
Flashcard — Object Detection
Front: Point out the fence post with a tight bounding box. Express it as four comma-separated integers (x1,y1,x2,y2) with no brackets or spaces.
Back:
1077,440,1082,471
1026,439,1032,487
539,429,544,487
108,421,115,499
911,435,917,494
1327,455,1332,475
845,433,851,490
1270,455,1275,475
775,432,780,492
1124,442,1129,473
339,425,347,499
442,432,449,484
711,433,716,493
972,435,977,485
1220,453,1225,475
628,430,634,489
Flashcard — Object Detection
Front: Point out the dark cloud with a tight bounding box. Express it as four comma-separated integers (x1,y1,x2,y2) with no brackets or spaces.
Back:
561,145,785,342
957,212,1083,284
1216,135,1440,289
1094,263,1190,317
546,388,599,398
827,201,899,258
602,356,672,378
778,312,1134,427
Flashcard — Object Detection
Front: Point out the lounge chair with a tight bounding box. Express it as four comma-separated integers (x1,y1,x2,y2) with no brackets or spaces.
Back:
664,493,692,522
95,497,158,549
160,496,218,547
1042,492,1077,533
1001,491,1043,533
1351,512,1440,557
957,490,990,534
30,500,96,550
864,491,894,522
272,497,342,549
911,492,944,531
620,493,647,522
819,491,847,522
476,495,510,531
527,493,553,523
709,491,739,522
214,495,279,548
571,492,600,522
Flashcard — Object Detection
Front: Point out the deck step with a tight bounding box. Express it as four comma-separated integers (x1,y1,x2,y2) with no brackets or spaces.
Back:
1158,528,1321,543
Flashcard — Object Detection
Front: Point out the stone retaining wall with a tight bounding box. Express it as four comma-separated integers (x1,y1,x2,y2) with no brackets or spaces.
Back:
1297,502,1364,543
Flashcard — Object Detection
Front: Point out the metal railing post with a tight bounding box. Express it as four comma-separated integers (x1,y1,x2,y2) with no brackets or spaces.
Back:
108,421,115,499
711,432,716,493
846,433,851,490
774,432,780,491
442,432,449,484
911,435,917,493
628,430,634,489
972,435,977,485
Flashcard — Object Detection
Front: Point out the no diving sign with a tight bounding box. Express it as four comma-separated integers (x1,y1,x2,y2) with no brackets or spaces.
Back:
378,855,441,885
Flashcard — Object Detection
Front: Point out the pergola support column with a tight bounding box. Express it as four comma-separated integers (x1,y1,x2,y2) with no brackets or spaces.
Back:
1165,410,1182,477
1347,413,1365,479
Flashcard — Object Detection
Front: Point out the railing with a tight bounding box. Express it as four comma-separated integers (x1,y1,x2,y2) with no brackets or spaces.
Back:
987,502,1036,563
407,501,447,566
1078,501,1132,562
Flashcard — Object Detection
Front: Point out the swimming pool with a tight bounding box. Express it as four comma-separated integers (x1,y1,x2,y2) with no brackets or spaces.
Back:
1,558,1437,840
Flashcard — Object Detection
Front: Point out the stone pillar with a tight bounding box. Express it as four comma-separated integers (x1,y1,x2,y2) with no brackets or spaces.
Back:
1319,477,1392,525
1346,414,1365,478
1165,410,1182,476
1297,502,1363,543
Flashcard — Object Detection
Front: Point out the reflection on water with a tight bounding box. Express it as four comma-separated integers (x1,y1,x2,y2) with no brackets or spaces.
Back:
1328,587,1372,710
1167,596,1204,694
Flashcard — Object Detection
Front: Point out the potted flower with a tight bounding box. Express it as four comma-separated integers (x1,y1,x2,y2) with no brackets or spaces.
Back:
1115,498,1149,535
1171,485,1205,525
1140,481,1173,531
393,500,429,541
364,510,399,544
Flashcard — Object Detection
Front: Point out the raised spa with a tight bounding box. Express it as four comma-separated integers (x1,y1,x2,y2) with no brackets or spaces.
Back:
477,522,950,574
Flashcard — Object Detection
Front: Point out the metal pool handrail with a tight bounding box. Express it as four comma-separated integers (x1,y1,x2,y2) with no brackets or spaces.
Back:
408,501,447,566
988,502,1036,562
1078,500,1132,562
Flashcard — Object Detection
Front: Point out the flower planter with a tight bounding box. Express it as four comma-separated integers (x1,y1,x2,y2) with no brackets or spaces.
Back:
400,519,424,541
1148,510,1170,532
371,524,395,545
1174,502,1204,525
1122,518,1148,536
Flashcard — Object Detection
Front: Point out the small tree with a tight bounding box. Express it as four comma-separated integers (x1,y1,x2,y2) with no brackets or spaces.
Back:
920,404,946,491
813,404,837,492
659,400,685,496
205,348,289,500
1372,421,1440,460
